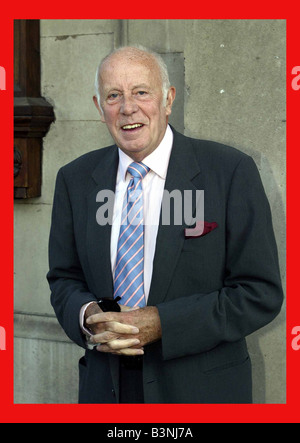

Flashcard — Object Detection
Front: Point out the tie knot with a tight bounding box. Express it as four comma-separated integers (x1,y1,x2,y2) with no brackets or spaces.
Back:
127,162,150,180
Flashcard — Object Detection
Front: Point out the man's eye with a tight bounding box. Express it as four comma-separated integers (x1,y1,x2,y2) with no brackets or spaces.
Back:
137,91,147,96
108,93,119,100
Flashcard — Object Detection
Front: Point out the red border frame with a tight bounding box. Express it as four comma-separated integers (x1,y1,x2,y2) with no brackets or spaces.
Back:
1,2,298,423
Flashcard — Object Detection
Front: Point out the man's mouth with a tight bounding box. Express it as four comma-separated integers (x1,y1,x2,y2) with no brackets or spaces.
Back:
121,123,144,131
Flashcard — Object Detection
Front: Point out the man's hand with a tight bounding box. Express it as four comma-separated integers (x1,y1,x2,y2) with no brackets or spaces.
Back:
86,306,162,355
84,303,141,354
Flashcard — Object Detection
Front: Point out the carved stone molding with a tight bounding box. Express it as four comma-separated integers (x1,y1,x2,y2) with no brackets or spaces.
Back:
14,97,55,139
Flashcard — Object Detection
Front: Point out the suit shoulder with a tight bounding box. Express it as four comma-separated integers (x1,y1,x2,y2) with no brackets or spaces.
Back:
178,132,255,175
171,129,260,186
187,135,249,163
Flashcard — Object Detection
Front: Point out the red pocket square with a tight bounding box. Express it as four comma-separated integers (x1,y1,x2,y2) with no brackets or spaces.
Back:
185,221,218,238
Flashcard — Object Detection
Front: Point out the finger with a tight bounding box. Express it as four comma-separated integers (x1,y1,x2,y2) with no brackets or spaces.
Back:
91,331,120,344
107,321,139,334
97,345,144,356
120,305,140,312
86,312,118,325
104,338,141,351
120,347,144,356
87,308,139,324
93,321,139,336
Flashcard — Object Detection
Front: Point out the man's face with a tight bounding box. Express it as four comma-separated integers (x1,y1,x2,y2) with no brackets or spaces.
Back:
94,51,175,161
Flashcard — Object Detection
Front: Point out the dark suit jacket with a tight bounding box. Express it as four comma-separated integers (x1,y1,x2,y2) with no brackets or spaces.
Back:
47,127,283,403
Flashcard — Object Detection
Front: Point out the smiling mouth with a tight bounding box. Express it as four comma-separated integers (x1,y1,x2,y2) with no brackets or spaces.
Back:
121,123,144,131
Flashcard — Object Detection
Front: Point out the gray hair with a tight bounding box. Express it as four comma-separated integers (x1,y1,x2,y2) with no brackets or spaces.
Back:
94,45,171,108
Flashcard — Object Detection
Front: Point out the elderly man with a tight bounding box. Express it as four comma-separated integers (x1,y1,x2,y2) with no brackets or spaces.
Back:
47,46,283,404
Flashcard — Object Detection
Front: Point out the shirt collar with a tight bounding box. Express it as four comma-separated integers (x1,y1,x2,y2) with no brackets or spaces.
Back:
118,124,174,182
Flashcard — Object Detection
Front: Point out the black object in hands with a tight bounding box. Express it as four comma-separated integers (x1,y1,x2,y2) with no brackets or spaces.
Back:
97,296,121,312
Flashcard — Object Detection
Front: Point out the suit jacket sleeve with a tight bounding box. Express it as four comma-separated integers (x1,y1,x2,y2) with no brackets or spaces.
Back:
47,168,97,348
156,155,283,361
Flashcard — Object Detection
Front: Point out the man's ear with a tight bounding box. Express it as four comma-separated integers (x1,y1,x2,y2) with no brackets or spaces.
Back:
93,95,106,123
165,86,176,116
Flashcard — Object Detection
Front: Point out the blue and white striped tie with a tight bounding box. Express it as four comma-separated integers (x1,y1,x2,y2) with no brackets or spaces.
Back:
113,162,150,307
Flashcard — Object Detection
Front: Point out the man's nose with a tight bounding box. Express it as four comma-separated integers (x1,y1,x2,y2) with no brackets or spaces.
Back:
120,95,138,115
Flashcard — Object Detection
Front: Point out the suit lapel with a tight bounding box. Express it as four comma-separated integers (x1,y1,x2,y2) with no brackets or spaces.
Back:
86,146,119,299
147,130,202,306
